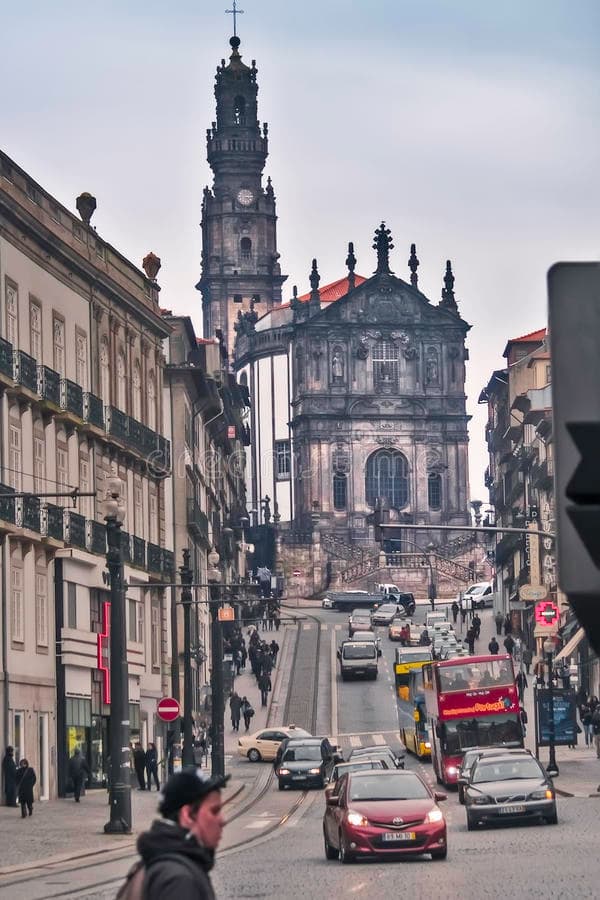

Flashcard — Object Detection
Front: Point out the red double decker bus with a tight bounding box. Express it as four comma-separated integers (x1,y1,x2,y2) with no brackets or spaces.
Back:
422,654,523,787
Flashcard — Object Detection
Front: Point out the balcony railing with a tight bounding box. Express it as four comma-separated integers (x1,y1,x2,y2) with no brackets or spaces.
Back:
0,484,16,524
13,350,38,392
0,338,14,378
162,548,175,577
106,406,129,442
120,530,131,564
18,496,41,532
83,393,104,429
38,365,61,406
131,535,146,568
66,511,87,549
187,499,210,542
61,379,84,419
44,503,64,541
147,542,162,574
87,520,106,555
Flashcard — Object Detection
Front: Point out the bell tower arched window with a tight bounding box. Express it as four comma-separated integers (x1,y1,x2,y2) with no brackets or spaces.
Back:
233,95,246,125
365,449,409,509
240,237,252,260
428,473,442,510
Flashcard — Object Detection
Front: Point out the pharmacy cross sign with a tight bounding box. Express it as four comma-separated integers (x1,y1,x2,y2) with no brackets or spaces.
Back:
225,0,244,37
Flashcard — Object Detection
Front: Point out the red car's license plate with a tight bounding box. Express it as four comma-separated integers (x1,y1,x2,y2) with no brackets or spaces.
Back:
382,832,416,842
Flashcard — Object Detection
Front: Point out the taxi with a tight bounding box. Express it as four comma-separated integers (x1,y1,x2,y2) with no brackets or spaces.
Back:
238,724,312,762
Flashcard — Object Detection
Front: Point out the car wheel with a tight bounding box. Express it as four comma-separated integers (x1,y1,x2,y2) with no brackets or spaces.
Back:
278,780,285,791
324,829,338,860
458,786,465,805
545,809,558,825
431,847,448,860
247,748,261,762
466,812,477,831
339,833,355,864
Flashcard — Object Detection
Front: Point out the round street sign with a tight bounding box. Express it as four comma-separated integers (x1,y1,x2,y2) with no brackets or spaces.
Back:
519,584,548,602
157,697,180,722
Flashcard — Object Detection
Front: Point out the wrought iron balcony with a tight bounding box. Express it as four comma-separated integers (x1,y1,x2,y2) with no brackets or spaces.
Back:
147,542,162,574
106,406,129,442
131,535,146,568
13,350,38,393
120,530,131,563
18,496,41,532
87,520,106,555
162,548,175,577
43,503,64,541
0,338,14,379
61,379,84,419
187,499,210,542
0,484,16,524
83,393,104,429
66,511,86,549
38,365,61,406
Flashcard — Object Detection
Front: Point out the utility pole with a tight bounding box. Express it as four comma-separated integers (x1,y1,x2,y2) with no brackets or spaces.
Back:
208,550,225,778
180,549,194,768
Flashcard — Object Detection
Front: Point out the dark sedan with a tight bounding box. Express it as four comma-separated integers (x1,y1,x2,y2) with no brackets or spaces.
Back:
349,744,406,769
277,740,328,790
323,770,447,862
464,754,557,829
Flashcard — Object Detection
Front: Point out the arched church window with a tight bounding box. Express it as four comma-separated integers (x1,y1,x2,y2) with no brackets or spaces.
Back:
233,95,246,125
240,237,252,260
365,449,409,509
428,472,442,510
333,473,347,510
373,340,399,392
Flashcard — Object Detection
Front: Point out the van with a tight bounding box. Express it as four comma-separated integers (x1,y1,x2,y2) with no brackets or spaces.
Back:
338,640,378,680
461,582,495,610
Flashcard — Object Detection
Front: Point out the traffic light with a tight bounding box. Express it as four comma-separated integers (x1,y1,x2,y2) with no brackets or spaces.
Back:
548,262,600,655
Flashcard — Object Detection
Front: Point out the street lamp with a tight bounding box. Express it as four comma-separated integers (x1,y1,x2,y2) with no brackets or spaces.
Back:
103,478,132,834
543,637,560,778
179,549,194,768
426,542,437,611
208,550,225,778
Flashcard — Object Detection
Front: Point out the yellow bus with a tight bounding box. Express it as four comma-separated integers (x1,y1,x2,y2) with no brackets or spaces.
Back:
394,648,433,759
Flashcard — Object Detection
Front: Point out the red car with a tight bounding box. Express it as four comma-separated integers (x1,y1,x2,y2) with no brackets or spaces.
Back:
323,769,447,863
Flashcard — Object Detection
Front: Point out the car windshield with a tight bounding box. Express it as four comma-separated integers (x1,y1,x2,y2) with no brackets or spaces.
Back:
443,714,522,753
332,761,382,780
283,746,322,762
472,758,543,783
348,773,429,801
438,660,514,692
343,644,376,659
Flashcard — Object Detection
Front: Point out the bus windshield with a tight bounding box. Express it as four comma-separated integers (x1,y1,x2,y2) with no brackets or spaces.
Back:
442,714,522,753
438,660,513,693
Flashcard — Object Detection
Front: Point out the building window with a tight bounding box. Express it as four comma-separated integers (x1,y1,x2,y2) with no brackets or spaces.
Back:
57,430,69,505
147,371,157,431
275,440,291,480
128,598,144,643
79,448,90,518
76,331,88,391
151,600,161,670
132,360,142,421
117,350,127,410
53,314,65,376
29,299,42,361
134,476,143,535
365,449,409,509
233,95,246,125
5,280,18,346
149,491,158,544
11,564,24,643
373,340,399,392
240,237,252,259
333,473,347,510
100,336,110,403
35,561,48,648
8,417,22,491
33,420,45,492
545,364,552,385
428,472,442,510
66,582,77,629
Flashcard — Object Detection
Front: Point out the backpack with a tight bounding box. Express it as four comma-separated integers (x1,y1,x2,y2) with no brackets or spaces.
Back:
116,853,198,900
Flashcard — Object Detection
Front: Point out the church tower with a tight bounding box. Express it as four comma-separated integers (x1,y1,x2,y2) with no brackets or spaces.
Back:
196,35,287,353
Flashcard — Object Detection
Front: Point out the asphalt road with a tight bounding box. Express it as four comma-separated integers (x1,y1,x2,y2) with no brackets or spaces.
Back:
12,603,600,899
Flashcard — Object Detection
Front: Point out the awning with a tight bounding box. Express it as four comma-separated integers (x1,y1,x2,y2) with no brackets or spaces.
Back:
555,627,585,662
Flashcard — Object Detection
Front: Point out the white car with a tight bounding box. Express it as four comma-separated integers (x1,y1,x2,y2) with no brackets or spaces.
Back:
461,582,495,610
322,597,334,609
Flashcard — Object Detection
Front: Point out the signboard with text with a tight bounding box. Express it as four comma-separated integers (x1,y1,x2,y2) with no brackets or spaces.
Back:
535,688,578,747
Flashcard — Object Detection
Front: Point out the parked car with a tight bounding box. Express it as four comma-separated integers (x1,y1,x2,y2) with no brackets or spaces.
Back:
237,725,312,762
323,770,448,862
464,753,557,829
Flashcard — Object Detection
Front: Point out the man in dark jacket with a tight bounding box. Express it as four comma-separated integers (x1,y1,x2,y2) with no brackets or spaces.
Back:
133,742,147,790
137,769,229,899
258,672,272,708
2,746,17,807
68,748,90,802
488,636,500,655
504,634,516,656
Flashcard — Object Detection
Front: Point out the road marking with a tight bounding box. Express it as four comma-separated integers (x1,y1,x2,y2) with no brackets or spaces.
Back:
372,733,385,745
334,624,342,631
321,623,328,630
336,730,401,737
330,630,339,739
303,623,314,630
349,884,367,894
349,735,362,747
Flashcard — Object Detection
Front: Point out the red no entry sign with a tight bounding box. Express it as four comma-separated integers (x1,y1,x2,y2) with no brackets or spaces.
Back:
157,697,180,722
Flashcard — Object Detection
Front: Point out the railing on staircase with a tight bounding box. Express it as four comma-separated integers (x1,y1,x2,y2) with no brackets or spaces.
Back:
321,532,365,562
339,549,481,585
438,532,480,558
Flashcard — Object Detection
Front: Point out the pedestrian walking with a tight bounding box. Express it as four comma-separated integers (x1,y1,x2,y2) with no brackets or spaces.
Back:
241,696,254,731
522,647,533,675
466,627,476,655
503,634,515,656
133,742,147,790
504,614,512,636
229,691,242,732
494,611,504,636
460,604,467,626
15,758,36,818
488,636,500,655
269,640,280,666
258,672,272,708
516,670,528,702
472,613,481,640
534,660,546,687
68,747,90,802
592,706,600,759
519,706,528,738
419,628,431,647
451,601,459,625
274,613,281,631
146,743,160,791
124,769,229,899
2,746,17,808
581,704,593,747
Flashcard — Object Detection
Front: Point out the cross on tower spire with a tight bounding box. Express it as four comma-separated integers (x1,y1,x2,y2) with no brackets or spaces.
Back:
225,0,244,37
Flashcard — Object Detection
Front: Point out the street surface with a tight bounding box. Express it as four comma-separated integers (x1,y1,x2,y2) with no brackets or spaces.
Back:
2,603,600,900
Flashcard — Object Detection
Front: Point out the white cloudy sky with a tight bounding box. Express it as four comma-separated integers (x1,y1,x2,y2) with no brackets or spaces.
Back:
2,0,599,500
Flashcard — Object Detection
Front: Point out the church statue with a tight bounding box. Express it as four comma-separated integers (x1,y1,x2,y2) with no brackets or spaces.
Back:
332,349,344,381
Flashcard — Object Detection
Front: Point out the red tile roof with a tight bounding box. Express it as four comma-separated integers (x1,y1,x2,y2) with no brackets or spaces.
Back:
297,274,367,303
508,327,546,344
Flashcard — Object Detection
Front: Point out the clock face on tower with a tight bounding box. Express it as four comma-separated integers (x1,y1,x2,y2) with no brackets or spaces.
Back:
237,188,255,206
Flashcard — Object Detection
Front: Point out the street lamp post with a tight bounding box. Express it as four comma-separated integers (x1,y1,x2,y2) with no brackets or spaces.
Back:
208,550,225,778
544,637,560,777
426,543,437,611
180,549,194,768
103,478,132,834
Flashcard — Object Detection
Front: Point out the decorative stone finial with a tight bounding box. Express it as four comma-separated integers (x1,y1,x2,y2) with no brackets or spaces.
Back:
373,222,394,275
440,259,458,311
142,252,161,281
346,241,357,290
76,192,96,226
408,243,419,288
309,259,321,312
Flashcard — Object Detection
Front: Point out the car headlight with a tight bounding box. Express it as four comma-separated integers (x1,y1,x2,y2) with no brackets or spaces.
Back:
471,795,492,805
529,789,554,800
445,766,458,776
426,808,444,824
278,768,291,776
308,768,322,775
346,809,369,827
424,742,431,749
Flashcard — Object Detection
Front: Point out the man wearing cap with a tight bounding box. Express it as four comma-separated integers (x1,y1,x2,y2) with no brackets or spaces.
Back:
137,769,229,899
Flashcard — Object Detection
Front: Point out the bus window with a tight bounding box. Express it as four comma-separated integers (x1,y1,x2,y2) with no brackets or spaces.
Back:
438,661,514,693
